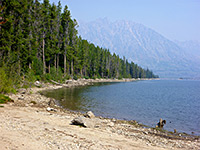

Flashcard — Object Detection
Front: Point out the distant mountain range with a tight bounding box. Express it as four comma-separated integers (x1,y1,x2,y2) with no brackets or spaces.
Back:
77,18,200,78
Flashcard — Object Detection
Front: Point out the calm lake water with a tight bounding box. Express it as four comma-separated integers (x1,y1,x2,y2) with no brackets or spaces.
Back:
42,79,200,135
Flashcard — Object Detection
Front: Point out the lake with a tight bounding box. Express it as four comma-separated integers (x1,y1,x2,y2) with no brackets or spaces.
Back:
42,79,200,135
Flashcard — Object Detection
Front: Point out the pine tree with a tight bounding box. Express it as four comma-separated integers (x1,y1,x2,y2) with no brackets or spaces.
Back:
0,0,158,87
61,5,71,76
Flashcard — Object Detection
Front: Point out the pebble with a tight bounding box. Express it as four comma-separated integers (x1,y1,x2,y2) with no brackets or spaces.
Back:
66,116,71,119
108,122,115,127
46,107,57,112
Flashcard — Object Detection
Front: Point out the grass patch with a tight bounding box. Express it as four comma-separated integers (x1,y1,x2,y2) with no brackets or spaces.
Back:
0,94,14,104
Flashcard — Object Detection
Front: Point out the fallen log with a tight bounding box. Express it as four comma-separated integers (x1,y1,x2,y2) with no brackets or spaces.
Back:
50,80,63,86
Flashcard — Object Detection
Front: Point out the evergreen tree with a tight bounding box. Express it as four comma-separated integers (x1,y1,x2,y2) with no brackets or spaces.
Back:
61,5,71,75
0,0,158,91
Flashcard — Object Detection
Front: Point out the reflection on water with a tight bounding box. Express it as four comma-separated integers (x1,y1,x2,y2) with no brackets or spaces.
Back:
41,80,200,135
41,82,114,112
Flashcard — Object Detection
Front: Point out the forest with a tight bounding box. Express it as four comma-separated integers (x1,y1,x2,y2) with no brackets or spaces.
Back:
0,0,158,93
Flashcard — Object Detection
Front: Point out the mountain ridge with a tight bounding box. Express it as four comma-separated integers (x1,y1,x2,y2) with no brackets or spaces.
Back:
77,18,200,78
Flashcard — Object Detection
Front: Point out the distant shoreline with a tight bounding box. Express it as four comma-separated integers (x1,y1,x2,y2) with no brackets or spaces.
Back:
48,78,159,88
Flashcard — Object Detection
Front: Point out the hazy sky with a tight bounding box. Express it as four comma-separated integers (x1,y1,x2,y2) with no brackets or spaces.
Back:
49,0,200,42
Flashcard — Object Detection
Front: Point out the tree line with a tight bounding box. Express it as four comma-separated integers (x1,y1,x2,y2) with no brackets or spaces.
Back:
0,0,158,92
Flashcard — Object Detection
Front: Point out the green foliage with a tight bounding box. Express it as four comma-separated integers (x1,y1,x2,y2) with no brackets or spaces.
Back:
84,76,90,79
25,69,37,82
73,75,78,80
40,67,66,82
0,94,14,104
0,0,158,88
0,67,15,94
118,75,123,80
43,73,51,81
50,67,62,81
32,58,43,76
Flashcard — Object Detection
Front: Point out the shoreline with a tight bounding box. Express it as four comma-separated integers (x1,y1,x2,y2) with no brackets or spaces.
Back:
1,78,200,149
48,78,159,88
42,78,199,136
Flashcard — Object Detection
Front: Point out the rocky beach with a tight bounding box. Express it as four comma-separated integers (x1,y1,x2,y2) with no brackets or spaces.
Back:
0,79,199,150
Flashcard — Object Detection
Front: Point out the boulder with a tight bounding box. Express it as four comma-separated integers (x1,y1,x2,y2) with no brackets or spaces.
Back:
84,111,95,118
71,117,95,128
34,81,41,87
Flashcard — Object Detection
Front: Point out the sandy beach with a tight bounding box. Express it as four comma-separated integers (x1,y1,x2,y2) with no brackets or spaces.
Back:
0,79,199,150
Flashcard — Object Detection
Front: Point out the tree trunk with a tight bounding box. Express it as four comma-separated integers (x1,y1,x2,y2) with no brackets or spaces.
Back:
80,68,83,77
42,35,46,74
54,54,56,69
83,66,86,76
48,63,50,74
57,54,59,72
18,60,21,76
71,59,73,76
64,50,66,75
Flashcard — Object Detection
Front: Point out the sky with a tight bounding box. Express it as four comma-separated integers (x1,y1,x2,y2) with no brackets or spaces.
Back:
49,0,200,42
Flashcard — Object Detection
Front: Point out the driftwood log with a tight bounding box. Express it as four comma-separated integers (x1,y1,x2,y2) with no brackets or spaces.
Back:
50,80,62,86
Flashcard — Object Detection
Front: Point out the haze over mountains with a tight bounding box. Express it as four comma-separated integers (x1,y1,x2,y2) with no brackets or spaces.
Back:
78,18,200,78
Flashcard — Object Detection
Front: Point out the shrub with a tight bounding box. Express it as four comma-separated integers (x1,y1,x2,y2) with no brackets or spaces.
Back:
44,73,51,81
50,67,63,81
0,67,15,93
32,58,43,76
92,76,96,80
60,75,70,83
97,74,101,79
0,94,14,104
73,75,78,80
84,76,89,79
25,69,36,82
118,75,123,80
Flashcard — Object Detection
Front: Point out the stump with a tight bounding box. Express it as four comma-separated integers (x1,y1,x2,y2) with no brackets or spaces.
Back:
156,118,166,128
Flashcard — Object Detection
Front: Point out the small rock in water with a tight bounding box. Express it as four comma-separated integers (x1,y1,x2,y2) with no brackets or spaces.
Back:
174,129,177,133
84,111,95,118
156,118,166,128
